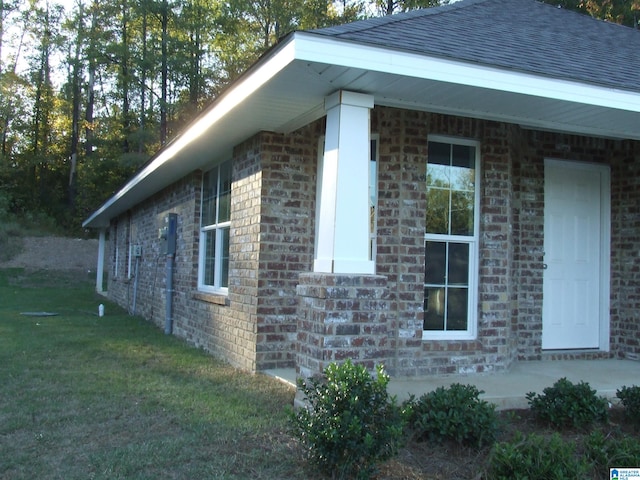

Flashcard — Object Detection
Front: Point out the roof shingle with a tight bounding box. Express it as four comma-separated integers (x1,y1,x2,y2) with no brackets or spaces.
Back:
311,0,640,92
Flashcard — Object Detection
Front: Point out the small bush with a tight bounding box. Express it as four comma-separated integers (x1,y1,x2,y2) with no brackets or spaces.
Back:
403,383,498,447
290,360,404,480
486,432,590,479
617,385,640,424
584,430,640,478
526,377,609,429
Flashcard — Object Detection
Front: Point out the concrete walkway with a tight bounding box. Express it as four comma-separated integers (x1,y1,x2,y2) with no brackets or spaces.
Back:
266,359,640,410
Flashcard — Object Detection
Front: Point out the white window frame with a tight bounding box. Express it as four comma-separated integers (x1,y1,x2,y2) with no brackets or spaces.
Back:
198,161,231,294
127,216,133,279
113,221,119,279
423,135,480,340
369,134,379,262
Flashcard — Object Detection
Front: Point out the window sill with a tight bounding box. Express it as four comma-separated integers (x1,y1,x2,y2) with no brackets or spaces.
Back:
192,291,230,306
422,333,476,341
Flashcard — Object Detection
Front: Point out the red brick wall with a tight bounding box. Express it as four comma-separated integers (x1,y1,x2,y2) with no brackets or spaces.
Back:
296,273,391,379
373,110,518,375
611,140,640,360
104,105,640,375
253,128,320,369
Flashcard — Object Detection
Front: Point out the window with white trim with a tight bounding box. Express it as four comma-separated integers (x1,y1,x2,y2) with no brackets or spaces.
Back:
199,160,231,293
424,137,480,338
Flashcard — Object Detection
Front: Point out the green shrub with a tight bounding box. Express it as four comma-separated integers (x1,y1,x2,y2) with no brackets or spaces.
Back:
617,385,640,424
403,383,498,447
526,377,609,429
486,432,590,480
584,430,640,478
290,360,404,480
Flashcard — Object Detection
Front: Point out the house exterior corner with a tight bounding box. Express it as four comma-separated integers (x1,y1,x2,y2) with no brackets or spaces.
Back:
101,107,640,377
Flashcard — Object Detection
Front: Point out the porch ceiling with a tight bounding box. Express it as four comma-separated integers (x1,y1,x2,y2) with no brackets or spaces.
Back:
83,31,640,229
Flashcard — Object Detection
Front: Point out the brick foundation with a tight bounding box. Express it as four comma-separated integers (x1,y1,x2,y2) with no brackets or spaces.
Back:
296,273,392,379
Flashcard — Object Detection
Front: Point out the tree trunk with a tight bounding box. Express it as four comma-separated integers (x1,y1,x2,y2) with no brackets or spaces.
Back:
85,0,98,158
139,5,147,153
121,0,130,153
160,0,168,145
69,3,84,211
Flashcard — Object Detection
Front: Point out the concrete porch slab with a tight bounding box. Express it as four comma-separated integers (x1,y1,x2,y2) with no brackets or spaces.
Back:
265,359,640,410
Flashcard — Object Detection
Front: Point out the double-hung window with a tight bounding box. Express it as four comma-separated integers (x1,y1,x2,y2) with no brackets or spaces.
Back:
424,137,480,339
199,161,231,293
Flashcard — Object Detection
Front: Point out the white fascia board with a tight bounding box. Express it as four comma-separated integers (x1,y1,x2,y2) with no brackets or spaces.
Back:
83,38,299,228
380,94,640,141
294,32,640,114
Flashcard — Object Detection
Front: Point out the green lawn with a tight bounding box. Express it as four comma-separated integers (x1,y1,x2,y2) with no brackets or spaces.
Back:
0,269,304,480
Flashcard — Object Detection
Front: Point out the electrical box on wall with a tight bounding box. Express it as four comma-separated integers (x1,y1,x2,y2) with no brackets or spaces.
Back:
132,245,142,257
158,213,178,255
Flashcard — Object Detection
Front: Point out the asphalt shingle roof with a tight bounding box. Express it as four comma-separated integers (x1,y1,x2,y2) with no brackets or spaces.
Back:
311,0,640,92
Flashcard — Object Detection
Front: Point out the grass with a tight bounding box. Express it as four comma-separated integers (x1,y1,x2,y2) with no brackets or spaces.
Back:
0,268,304,480
3,268,638,480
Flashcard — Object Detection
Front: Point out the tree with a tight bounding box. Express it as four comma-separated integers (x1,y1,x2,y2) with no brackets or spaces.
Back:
376,0,444,16
542,0,640,28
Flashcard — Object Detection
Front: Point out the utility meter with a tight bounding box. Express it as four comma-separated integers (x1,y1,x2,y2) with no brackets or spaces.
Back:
158,213,178,255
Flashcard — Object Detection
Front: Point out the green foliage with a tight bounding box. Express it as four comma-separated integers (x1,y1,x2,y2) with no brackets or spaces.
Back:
526,377,609,429
541,0,640,28
290,360,404,479
617,385,640,424
403,383,498,447
584,430,640,477
486,432,590,480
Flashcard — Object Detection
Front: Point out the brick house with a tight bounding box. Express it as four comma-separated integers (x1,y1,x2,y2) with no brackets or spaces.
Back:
84,0,640,379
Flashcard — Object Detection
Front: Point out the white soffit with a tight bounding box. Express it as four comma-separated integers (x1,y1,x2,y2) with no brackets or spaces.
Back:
296,32,640,114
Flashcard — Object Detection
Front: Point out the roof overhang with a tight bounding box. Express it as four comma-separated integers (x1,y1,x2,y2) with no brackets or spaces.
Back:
83,31,640,228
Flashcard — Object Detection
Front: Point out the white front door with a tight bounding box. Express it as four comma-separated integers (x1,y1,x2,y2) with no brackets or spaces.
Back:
542,160,606,350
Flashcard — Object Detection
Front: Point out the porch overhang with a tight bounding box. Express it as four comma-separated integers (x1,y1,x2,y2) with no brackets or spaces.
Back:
83,31,640,229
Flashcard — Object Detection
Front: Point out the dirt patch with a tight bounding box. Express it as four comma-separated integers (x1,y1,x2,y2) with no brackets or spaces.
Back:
0,236,99,272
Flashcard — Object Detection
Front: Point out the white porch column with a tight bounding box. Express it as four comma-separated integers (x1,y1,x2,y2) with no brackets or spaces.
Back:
96,229,106,293
314,90,374,274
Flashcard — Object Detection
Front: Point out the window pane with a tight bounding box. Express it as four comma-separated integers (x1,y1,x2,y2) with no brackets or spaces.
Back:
218,162,232,223
428,142,451,165
202,170,218,227
424,287,445,330
448,243,469,285
427,142,450,187
426,188,449,234
369,159,377,234
450,191,474,236
218,191,230,223
425,241,446,285
446,288,468,330
450,165,475,191
452,144,474,169
221,227,230,288
204,230,216,286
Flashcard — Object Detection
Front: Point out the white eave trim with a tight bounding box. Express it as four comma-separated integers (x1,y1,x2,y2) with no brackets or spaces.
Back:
83,37,299,228
295,32,640,114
